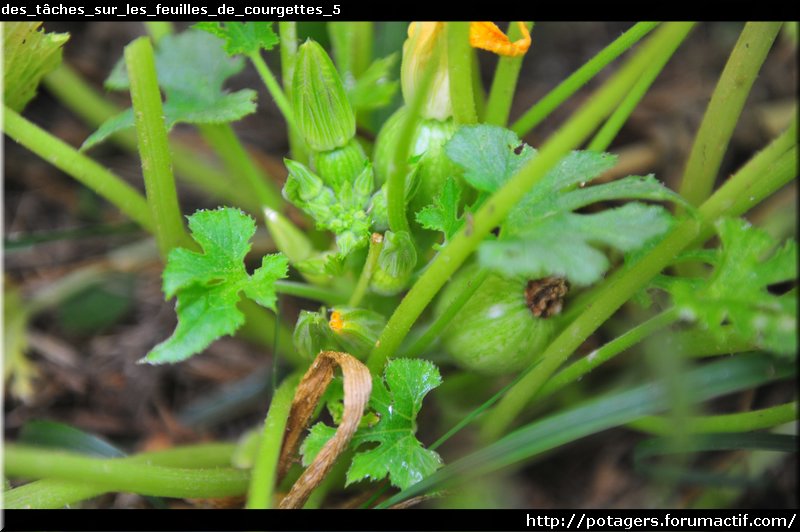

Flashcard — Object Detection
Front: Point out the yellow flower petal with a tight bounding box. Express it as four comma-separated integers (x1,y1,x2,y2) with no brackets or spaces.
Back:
469,21,531,57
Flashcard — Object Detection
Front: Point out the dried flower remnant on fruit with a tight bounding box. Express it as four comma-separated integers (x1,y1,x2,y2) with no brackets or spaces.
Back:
469,22,531,57
525,277,568,318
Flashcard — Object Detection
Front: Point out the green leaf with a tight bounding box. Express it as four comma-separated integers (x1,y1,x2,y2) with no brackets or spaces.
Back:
480,204,674,286
300,359,443,490
2,22,69,112
445,124,534,192
194,22,279,56
144,208,288,364
415,177,464,241
667,218,797,356
347,54,400,112
83,30,257,150
444,124,681,287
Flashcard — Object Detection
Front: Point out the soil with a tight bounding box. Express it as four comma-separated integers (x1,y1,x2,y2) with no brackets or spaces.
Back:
3,21,797,509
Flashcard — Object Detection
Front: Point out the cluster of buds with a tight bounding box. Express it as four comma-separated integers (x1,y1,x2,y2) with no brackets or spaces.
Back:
282,40,375,258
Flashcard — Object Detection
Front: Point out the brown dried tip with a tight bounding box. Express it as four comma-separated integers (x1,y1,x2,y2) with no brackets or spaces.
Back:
525,277,569,318
277,350,372,509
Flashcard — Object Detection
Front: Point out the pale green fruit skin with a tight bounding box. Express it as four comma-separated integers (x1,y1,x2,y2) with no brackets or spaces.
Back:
437,267,556,376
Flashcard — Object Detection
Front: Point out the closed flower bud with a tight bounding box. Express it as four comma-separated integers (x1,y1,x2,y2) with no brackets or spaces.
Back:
370,230,417,296
311,138,369,193
293,309,336,360
293,39,355,152
283,158,337,222
328,307,386,360
401,22,451,121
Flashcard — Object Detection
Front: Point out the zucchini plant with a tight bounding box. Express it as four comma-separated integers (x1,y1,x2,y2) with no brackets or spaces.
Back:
3,20,796,510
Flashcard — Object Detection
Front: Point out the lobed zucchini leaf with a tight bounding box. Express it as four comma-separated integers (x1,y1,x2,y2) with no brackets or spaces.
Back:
301,359,443,490
194,21,279,56
666,218,797,356
433,124,687,286
415,176,464,241
82,30,257,150
144,207,288,364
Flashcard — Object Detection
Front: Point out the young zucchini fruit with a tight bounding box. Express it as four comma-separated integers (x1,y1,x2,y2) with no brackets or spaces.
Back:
436,265,568,375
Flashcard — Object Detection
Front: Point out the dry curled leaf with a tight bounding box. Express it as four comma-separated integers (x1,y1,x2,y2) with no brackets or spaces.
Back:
277,350,371,509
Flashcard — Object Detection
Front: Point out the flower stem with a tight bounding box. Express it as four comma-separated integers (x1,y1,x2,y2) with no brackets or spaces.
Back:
247,374,300,509
678,22,783,208
484,22,534,127
2,105,154,232
386,51,438,236
628,402,797,435
4,443,247,505
446,22,478,125
367,22,696,374
125,37,189,256
348,233,384,307
144,21,174,45
249,51,299,135
511,22,660,137
197,122,282,209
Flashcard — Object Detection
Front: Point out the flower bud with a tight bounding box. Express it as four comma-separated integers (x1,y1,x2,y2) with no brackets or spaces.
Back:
401,22,451,121
311,139,369,193
282,158,337,222
370,231,417,296
293,39,355,152
293,309,336,360
328,307,386,360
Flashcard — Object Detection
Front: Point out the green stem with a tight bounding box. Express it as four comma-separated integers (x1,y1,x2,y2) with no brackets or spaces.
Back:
691,120,797,245
587,40,673,152
367,22,696,374
538,308,680,400
348,233,384,307
628,402,798,435
511,22,660,137
665,327,755,358
4,443,247,504
4,443,237,509
484,22,534,127
125,37,188,256
386,52,438,236
247,374,300,509
483,121,797,441
42,64,260,212
197,123,282,209
275,280,346,305
144,21,174,44
249,51,299,135
279,21,309,164
678,22,783,208
400,268,490,358
446,22,478,125
2,106,154,232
